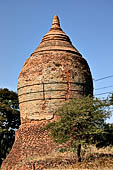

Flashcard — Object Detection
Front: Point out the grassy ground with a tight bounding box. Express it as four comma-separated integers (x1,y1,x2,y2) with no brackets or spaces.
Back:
42,145,113,170
4,145,113,169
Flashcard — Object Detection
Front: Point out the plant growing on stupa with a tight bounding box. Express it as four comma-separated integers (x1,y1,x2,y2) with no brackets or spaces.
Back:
45,96,113,162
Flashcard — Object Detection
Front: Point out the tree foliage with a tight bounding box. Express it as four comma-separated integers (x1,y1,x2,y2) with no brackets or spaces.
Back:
96,123,113,148
110,93,113,105
0,88,20,165
46,96,113,162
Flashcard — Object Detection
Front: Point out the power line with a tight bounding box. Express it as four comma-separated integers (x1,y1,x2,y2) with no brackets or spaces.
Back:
94,75,113,82
95,91,113,96
95,85,113,91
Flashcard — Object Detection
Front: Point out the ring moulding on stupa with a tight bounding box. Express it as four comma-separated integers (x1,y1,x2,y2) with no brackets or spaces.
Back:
17,15,93,122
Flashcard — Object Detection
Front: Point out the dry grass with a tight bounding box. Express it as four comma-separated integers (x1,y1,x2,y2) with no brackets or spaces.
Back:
46,168,113,170
42,146,113,170
13,146,113,169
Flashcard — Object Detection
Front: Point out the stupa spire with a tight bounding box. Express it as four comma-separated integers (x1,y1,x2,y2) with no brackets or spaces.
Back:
51,15,60,29
34,15,80,54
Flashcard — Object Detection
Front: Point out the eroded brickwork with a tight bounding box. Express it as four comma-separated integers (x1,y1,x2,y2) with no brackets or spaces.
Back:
18,52,93,121
2,120,70,170
18,16,93,122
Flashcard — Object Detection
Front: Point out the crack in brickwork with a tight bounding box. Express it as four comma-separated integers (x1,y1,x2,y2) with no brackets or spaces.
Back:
18,52,93,122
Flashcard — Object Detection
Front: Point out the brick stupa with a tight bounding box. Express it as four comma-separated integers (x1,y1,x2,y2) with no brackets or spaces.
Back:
2,16,93,169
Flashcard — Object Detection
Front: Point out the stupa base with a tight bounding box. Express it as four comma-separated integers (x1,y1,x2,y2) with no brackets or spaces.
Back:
1,120,68,170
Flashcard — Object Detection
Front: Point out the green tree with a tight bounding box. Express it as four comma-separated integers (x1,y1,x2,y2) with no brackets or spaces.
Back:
0,88,20,165
45,96,112,162
96,123,113,148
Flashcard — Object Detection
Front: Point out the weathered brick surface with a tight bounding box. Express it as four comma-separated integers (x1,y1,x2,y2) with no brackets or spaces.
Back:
18,16,93,122
1,120,70,169
2,16,93,169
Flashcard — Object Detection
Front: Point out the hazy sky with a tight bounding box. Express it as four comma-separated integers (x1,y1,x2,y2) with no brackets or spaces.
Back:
0,0,113,121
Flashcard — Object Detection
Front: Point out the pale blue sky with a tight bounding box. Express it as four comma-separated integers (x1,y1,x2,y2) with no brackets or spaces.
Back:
0,0,113,121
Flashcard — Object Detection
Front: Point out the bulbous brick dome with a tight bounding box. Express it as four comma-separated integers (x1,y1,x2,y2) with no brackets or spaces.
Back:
18,16,93,122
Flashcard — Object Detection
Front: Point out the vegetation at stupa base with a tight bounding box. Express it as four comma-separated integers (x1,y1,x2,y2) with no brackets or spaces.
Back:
45,95,113,163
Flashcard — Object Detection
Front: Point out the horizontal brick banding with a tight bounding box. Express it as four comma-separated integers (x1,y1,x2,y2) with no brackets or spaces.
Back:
18,52,93,121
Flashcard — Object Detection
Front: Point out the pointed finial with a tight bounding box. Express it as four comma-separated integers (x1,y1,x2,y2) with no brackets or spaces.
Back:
51,15,61,29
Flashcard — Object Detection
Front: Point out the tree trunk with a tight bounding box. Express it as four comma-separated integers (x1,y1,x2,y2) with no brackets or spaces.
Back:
33,162,35,170
77,144,81,162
